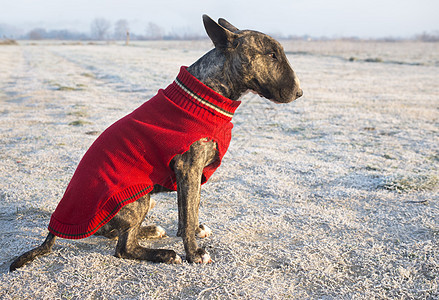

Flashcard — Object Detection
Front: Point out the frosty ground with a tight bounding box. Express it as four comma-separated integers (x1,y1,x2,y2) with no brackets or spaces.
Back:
0,40,438,299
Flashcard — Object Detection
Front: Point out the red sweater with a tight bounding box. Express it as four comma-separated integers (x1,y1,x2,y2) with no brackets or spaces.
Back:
48,67,241,239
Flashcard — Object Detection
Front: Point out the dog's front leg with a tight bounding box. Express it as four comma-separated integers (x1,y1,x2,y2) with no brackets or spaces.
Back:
173,140,216,263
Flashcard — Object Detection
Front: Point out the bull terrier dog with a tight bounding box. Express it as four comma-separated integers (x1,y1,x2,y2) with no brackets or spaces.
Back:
10,15,302,271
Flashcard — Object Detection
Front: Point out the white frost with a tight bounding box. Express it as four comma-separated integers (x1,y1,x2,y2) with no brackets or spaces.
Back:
0,40,438,299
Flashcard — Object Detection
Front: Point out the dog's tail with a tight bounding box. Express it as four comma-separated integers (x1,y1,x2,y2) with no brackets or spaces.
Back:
10,232,57,272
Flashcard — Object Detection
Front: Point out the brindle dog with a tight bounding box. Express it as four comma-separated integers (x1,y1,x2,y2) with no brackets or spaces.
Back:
10,15,302,271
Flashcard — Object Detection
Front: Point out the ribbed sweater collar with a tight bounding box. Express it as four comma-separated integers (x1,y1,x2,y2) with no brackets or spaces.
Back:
164,66,241,123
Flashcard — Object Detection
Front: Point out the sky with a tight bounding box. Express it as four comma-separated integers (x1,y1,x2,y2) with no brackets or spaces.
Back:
1,0,438,38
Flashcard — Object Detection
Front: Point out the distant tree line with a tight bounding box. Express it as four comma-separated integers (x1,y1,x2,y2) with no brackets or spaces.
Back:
1,18,206,41
27,28,89,40
414,31,439,42
1,18,438,42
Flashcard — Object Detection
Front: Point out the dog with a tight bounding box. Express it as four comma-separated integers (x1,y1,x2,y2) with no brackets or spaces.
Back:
10,15,302,271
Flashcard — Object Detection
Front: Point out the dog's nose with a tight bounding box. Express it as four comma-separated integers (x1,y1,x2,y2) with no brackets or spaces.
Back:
296,89,303,98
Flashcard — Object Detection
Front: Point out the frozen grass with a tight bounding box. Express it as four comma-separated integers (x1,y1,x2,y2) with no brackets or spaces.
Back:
0,40,438,299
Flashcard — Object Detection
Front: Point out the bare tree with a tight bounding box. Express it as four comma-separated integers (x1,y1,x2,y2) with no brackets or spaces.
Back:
145,22,164,40
91,18,111,40
415,31,439,42
28,28,47,40
114,19,129,40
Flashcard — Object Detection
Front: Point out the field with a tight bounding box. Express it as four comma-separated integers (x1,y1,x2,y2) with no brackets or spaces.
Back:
0,40,438,299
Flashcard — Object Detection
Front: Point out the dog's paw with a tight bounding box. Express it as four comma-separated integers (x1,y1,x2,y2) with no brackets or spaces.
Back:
200,252,212,264
138,225,167,239
196,224,212,238
187,248,212,264
155,226,167,238
169,254,183,264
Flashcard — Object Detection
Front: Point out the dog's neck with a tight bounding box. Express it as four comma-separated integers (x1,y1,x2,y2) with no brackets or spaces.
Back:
187,49,246,101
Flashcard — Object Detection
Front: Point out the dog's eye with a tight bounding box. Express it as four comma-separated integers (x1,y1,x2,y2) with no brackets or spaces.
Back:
268,52,278,60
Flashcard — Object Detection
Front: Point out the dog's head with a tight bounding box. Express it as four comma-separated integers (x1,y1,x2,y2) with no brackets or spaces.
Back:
203,15,302,103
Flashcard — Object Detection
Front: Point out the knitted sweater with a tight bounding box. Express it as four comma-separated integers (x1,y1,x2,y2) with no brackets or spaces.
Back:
48,66,241,239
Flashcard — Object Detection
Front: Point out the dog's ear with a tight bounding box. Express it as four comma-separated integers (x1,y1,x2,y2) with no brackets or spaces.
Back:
218,18,239,33
203,14,235,49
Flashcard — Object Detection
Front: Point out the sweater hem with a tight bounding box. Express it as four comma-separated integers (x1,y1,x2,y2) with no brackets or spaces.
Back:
48,184,153,239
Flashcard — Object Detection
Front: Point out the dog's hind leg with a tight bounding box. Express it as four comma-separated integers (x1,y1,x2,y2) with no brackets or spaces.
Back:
114,226,180,263
96,197,166,240
136,198,167,239
10,232,57,272
111,195,181,263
